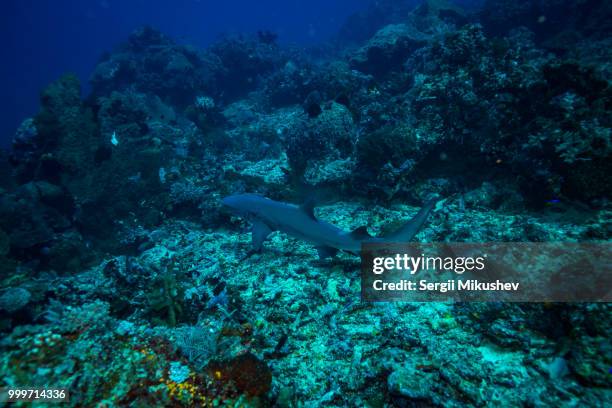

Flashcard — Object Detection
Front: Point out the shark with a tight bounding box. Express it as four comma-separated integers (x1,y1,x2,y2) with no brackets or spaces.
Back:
222,193,437,259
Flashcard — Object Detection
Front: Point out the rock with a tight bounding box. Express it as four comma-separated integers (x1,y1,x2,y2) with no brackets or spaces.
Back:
0,228,9,257
547,357,569,380
387,365,436,404
0,287,32,313
481,0,612,44
349,24,428,76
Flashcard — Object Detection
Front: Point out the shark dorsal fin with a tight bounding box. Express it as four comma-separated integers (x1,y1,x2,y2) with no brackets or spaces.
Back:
350,226,372,240
300,199,317,220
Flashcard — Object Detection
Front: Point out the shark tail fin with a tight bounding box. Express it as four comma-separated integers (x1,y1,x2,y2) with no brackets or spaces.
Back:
383,199,437,242
350,226,372,240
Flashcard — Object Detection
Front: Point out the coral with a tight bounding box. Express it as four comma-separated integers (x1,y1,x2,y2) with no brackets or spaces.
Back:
30,74,99,183
146,272,185,327
0,8,610,407
285,101,356,175
303,157,356,188
169,180,209,205
0,181,83,273
393,23,612,204
210,33,287,100
97,90,150,141
0,298,244,406
173,326,217,369
13,117,38,145
209,352,272,397
262,60,373,119
353,124,424,199
195,95,215,111
9,118,40,180
356,124,420,173
169,361,191,383
185,95,226,133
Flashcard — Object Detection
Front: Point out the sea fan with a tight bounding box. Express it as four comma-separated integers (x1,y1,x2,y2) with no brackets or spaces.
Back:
172,325,217,368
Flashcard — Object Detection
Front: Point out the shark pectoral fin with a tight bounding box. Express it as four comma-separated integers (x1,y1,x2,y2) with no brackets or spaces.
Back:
252,221,273,250
349,226,372,240
300,199,317,220
315,245,339,259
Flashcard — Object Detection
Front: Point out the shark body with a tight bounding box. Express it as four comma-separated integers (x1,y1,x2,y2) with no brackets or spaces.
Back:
222,194,436,259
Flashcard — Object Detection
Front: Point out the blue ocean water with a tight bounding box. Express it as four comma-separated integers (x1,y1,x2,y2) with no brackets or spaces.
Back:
0,0,610,406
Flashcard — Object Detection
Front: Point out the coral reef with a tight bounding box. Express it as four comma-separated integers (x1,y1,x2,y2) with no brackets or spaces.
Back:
0,0,610,406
